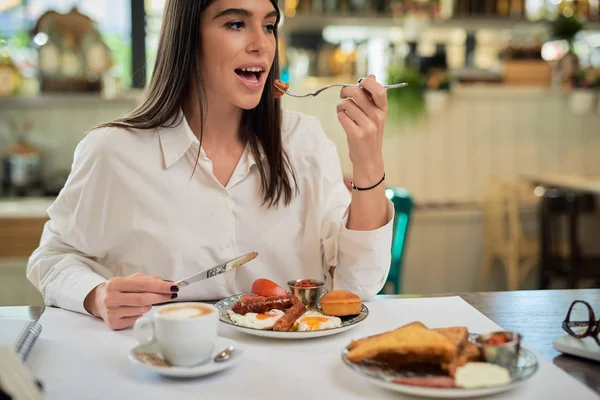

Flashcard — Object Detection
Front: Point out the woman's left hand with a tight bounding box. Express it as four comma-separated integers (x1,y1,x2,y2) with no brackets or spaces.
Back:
336,75,388,185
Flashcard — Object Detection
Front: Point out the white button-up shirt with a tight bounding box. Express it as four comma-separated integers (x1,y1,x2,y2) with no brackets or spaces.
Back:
27,110,394,315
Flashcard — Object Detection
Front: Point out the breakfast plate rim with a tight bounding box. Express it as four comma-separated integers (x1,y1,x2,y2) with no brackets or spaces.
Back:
339,335,539,398
214,293,369,339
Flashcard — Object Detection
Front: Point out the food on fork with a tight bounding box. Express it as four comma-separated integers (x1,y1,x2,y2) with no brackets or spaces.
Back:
272,79,289,99
320,290,362,317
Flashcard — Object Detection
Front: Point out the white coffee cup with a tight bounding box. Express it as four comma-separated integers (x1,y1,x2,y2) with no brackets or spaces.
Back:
133,302,218,367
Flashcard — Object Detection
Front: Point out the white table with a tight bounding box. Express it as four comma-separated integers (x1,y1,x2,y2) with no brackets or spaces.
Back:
20,296,599,400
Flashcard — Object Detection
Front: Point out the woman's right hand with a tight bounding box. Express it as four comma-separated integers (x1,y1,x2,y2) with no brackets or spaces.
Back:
84,273,178,330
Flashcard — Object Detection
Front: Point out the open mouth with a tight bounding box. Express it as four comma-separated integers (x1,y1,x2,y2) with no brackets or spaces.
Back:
235,67,264,83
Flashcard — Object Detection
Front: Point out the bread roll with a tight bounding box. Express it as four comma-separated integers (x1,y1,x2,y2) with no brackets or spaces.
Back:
320,290,362,316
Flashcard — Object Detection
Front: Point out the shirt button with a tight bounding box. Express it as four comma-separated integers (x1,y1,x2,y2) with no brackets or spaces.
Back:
225,241,232,248
221,192,228,198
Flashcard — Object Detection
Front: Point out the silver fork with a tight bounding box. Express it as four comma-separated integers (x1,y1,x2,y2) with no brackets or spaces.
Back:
277,82,409,98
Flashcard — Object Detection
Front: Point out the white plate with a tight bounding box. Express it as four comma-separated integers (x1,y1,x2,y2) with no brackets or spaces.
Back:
214,294,368,339
553,334,600,362
128,337,242,378
341,336,539,399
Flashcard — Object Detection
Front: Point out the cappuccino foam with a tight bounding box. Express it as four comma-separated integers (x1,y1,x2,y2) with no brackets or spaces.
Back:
159,304,212,319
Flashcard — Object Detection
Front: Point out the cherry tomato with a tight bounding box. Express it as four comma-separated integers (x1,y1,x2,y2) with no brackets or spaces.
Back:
251,278,287,297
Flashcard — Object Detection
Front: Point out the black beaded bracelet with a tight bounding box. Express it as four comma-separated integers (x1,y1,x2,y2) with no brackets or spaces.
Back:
351,173,386,192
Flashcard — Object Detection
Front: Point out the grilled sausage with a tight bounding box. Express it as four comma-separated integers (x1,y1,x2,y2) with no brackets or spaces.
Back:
273,301,306,331
231,295,294,315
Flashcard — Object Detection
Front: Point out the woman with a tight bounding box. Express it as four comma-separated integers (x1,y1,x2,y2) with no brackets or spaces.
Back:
27,0,394,330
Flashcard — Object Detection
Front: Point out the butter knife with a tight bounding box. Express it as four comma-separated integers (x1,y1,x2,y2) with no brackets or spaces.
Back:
175,251,258,287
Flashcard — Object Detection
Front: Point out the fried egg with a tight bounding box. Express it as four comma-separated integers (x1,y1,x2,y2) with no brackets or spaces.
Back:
226,309,285,330
295,310,342,331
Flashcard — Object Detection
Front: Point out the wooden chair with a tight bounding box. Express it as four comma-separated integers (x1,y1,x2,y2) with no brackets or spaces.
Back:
478,176,540,291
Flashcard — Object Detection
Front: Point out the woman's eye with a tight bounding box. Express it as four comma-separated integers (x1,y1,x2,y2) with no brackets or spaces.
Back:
265,24,275,33
226,21,244,30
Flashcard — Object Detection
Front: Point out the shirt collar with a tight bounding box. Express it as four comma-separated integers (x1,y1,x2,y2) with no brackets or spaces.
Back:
158,109,268,169
158,110,198,169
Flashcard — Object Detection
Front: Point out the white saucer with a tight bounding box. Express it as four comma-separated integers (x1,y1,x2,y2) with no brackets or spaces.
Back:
128,337,242,378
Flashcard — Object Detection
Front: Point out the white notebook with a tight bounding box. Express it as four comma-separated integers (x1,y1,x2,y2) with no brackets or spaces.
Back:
0,319,42,361
0,346,44,400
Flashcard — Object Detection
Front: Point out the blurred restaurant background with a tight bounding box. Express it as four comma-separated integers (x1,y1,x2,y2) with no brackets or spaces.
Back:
1,0,600,306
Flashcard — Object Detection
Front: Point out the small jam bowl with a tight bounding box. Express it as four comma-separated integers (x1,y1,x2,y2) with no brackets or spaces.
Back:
287,279,324,307
475,331,522,370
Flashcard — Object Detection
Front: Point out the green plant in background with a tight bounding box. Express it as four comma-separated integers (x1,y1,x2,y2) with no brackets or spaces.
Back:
386,65,425,124
0,31,30,50
103,34,132,89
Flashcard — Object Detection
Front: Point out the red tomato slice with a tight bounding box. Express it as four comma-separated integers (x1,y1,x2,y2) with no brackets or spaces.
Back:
251,278,287,297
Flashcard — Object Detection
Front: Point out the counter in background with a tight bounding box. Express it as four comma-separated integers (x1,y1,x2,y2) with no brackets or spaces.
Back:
0,94,139,187
0,197,54,219
3,86,600,206
0,197,50,305
0,198,50,258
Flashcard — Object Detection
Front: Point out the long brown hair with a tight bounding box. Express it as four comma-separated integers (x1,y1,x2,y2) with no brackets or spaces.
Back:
98,0,297,207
